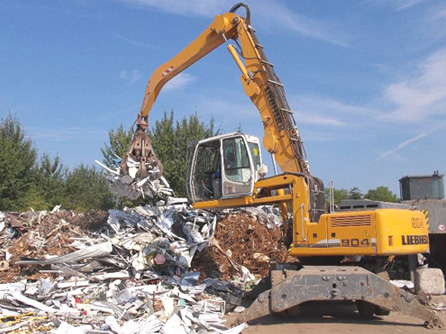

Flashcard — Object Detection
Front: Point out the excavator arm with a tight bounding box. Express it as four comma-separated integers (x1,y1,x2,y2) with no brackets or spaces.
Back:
122,3,313,182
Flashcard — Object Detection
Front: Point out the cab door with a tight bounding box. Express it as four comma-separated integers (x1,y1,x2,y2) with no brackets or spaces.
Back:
221,135,255,199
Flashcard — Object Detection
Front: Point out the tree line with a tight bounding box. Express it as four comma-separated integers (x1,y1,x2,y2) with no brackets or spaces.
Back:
1,112,398,212
0,112,218,212
0,113,114,211
325,185,398,206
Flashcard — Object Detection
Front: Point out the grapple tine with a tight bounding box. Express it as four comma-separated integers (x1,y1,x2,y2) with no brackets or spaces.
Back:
121,126,163,181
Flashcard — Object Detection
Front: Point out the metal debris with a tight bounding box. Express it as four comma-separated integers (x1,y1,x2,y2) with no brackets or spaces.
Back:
16,242,113,265
0,199,286,333
193,211,293,280
96,159,173,200
391,279,415,290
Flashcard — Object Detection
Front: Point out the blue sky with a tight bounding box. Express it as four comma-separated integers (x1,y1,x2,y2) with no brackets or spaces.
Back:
1,0,445,196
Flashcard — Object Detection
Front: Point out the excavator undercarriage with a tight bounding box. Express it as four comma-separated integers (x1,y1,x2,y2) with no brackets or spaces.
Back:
236,266,444,329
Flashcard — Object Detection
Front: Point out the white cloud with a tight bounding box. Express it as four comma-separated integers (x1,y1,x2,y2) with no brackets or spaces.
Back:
118,0,226,17
381,49,446,122
193,93,357,127
302,133,336,142
395,0,425,10
290,95,375,127
375,132,427,161
195,96,254,119
190,94,362,140
251,1,348,46
427,7,446,41
163,73,196,91
371,0,425,11
294,111,345,127
27,127,108,142
119,70,141,83
118,0,348,46
112,33,160,49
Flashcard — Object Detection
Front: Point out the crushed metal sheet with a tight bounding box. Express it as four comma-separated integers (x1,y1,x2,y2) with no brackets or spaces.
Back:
9,292,56,313
16,242,113,265
96,159,174,200
0,198,286,333
160,313,189,334
0,320,31,333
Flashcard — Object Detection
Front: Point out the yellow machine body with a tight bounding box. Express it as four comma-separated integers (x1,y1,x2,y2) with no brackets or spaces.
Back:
193,174,429,257
293,209,429,257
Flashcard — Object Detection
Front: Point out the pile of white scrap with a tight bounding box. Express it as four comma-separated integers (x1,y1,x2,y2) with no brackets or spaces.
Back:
105,202,217,278
96,159,174,200
0,201,246,333
14,199,217,279
237,206,283,228
0,277,245,334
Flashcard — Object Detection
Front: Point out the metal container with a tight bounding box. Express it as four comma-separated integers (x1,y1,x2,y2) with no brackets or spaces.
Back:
399,171,444,201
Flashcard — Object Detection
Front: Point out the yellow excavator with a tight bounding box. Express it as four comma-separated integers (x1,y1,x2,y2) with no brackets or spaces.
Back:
118,3,443,328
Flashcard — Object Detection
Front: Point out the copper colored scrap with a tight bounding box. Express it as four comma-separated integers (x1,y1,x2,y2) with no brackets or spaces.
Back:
193,212,295,280
0,209,108,283
4,212,32,227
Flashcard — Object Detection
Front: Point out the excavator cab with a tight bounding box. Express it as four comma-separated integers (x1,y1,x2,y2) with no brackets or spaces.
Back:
188,132,267,202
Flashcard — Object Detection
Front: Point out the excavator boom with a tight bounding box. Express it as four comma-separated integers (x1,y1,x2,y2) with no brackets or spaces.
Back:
122,3,312,183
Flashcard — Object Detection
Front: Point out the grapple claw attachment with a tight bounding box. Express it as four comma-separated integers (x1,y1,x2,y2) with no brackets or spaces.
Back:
96,122,173,201
121,126,163,181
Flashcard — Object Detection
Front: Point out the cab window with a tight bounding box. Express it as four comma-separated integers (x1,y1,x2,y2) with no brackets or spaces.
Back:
223,137,251,183
248,142,261,170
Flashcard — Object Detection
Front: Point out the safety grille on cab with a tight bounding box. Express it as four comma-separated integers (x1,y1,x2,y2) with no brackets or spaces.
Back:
330,215,372,227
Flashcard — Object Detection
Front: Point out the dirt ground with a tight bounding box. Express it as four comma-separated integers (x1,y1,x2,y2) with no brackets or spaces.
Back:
237,302,445,333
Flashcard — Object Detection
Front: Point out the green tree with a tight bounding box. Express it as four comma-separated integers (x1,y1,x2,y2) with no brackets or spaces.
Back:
35,153,67,209
101,124,133,168
148,111,176,185
0,113,40,211
0,113,118,212
349,187,363,200
62,164,114,210
364,186,398,203
325,187,350,206
168,112,219,196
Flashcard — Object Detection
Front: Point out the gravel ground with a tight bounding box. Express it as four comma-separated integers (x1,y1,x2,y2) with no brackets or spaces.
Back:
239,300,446,334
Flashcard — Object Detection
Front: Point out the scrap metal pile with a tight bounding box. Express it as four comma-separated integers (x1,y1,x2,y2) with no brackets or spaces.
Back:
95,157,172,201
0,201,287,333
193,207,292,281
